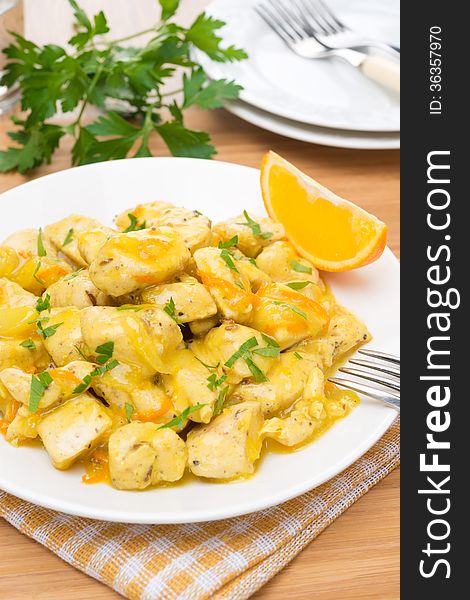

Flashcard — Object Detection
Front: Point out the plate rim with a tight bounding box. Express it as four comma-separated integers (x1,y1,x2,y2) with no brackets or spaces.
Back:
0,157,400,524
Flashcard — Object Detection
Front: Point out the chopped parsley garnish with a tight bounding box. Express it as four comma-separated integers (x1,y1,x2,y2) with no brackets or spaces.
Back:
291,260,312,274
253,347,280,358
294,352,303,360
95,341,114,365
123,213,147,233
64,268,85,280
213,386,229,416
33,261,44,285
158,403,206,430
286,281,311,290
273,301,307,320
73,359,119,394
36,318,63,339
207,373,227,392
248,257,258,267
195,357,220,370
74,344,89,360
218,235,238,249
224,337,258,368
125,402,134,422
261,333,280,348
163,297,180,323
35,293,51,313
239,210,272,240
62,228,75,246
20,339,36,349
220,248,239,273
37,228,47,257
29,371,53,413
117,305,145,311
244,355,268,382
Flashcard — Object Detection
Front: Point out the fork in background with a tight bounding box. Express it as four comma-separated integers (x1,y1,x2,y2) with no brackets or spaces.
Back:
329,348,400,412
296,0,400,57
256,0,400,94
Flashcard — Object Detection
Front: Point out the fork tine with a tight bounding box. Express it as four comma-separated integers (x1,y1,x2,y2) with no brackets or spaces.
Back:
293,0,331,35
270,0,310,39
315,0,346,32
358,349,400,365
329,377,400,412
339,367,400,392
256,3,300,44
348,358,400,378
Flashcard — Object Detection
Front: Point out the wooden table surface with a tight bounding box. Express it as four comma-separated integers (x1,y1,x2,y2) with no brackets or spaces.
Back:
1,2,399,597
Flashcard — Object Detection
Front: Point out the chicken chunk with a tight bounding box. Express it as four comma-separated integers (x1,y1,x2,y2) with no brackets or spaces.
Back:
42,308,85,366
0,361,95,411
115,201,212,253
46,270,111,309
0,278,36,308
187,401,263,479
0,338,50,373
194,247,254,324
193,322,276,384
80,306,182,376
37,394,113,469
250,283,329,350
232,353,320,417
213,212,285,258
89,227,191,297
108,423,187,490
236,256,272,292
4,405,41,446
261,397,327,447
135,275,217,323
2,228,58,258
91,362,173,422
296,307,371,369
256,241,321,285
44,215,113,268
162,349,221,424
76,229,115,265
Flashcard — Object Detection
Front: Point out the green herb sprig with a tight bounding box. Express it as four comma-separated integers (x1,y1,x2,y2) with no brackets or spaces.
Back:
0,0,247,174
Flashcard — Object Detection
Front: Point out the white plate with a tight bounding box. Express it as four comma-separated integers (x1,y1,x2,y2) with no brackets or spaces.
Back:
226,98,400,149
0,158,399,524
195,0,400,132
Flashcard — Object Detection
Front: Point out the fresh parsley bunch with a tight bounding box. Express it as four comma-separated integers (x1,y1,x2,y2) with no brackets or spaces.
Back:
0,0,247,173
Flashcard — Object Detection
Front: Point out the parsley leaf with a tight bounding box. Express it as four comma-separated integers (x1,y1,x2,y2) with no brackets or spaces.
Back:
183,67,242,109
252,347,280,358
73,359,119,394
218,235,238,249
186,13,248,62
37,228,47,256
195,357,220,370
163,297,180,324
213,385,229,416
20,339,36,349
220,248,239,273
117,305,145,312
286,281,311,290
158,403,206,430
224,337,258,368
294,352,303,360
159,0,180,21
95,341,114,364
32,261,44,285
35,293,51,313
64,268,85,280
273,301,307,319
291,260,313,274
123,213,147,233
29,371,53,413
239,210,272,240
207,373,227,391
244,355,268,382
63,228,74,246
125,402,134,422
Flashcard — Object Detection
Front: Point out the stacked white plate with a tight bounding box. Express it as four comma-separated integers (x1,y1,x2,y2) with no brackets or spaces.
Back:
195,0,400,149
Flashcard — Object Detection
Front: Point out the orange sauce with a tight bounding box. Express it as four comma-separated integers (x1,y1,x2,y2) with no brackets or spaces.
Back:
81,446,111,485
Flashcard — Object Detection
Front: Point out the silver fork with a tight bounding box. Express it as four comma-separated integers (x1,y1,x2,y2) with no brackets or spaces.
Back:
296,0,400,57
329,349,400,412
256,0,400,94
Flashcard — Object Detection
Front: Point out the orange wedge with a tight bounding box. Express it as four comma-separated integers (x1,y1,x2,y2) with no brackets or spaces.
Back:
260,151,387,272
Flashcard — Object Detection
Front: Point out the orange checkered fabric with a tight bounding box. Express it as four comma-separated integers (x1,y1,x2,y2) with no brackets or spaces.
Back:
0,418,399,599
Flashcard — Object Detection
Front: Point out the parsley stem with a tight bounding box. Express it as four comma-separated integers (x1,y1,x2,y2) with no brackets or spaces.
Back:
73,64,105,129
160,88,184,97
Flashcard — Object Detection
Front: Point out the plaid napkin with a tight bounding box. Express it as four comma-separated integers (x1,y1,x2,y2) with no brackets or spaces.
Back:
0,418,399,599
